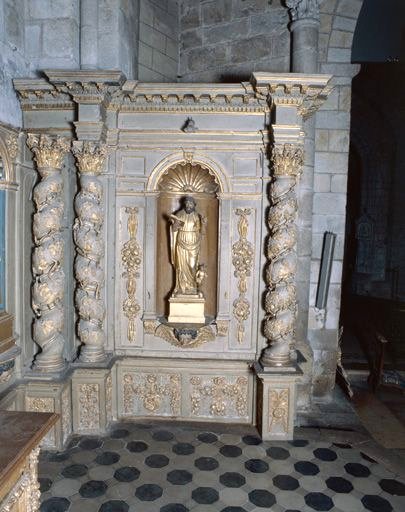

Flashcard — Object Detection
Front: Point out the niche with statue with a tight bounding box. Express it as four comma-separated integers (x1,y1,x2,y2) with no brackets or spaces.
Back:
156,162,219,325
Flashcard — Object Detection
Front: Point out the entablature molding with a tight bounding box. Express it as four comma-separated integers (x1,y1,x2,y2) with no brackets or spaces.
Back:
14,71,332,122
251,72,332,120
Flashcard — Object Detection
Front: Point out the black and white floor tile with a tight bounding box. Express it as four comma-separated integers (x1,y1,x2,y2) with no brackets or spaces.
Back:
38,422,405,512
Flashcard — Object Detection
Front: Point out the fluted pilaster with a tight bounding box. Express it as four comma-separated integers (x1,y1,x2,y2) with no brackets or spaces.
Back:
27,133,70,372
72,141,107,362
261,144,304,367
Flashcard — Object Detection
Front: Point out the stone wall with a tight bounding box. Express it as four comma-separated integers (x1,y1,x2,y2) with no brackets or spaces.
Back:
25,0,80,70
138,0,179,81
98,0,140,79
179,0,290,82
0,0,30,125
308,0,363,397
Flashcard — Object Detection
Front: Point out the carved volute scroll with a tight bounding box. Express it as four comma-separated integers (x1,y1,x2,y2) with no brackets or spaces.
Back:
72,141,107,363
121,207,142,342
27,133,70,372
262,143,304,367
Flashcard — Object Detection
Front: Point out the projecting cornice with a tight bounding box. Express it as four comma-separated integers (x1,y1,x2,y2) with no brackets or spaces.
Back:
14,70,332,120
251,72,332,119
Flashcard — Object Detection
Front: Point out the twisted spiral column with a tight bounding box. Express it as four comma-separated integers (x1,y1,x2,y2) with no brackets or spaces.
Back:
261,143,304,367
72,141,107,362
27,133,70,372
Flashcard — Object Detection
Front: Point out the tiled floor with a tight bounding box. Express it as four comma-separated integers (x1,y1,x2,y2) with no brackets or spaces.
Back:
38,421,405,512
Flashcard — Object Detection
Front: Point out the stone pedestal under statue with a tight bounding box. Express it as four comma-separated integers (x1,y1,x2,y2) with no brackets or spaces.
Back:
168,295,205,324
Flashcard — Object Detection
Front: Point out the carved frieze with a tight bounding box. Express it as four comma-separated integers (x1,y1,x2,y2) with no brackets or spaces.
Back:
232,209,254,344
78,383,100,431
122,373,181,416
72,142,107,362
121,207,142,342
27,134,69,373
189,375,248,419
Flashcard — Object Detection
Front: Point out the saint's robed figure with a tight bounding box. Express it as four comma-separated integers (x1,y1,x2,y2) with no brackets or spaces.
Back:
170,196,203,296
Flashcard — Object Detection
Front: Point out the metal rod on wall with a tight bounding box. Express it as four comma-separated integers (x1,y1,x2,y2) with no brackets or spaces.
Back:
316,231,336,309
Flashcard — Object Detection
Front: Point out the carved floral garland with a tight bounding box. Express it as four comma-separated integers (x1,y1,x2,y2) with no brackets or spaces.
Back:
232,208,254,344
121,207,142,342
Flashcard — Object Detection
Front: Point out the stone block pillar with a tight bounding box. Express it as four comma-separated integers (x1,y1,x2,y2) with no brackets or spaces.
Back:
72,368,113,435
25,380,72,450
251,73,331,439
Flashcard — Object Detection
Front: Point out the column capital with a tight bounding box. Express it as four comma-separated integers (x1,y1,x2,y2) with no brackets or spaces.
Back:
72,141,108,175
271,144,304,177
27,133,70,169
286,0,320,23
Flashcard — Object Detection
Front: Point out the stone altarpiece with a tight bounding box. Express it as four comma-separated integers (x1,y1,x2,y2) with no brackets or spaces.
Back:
0,71,331,445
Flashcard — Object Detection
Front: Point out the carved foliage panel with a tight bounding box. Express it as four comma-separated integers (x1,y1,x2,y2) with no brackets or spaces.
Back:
78,383,100,431
116,200,145,348
189,374,249,421
121,371,181,417
268,388,290,435
230,205,257,349
117,364,252,423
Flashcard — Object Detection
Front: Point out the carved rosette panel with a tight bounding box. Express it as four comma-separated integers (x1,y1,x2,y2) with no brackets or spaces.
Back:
262,144,304,367
232,209,254,344
189,375,248,419
78,383,100,430
72,142,107,363
122,372,181,417
121,207,142,342
268,388,289,434
27,134,70,373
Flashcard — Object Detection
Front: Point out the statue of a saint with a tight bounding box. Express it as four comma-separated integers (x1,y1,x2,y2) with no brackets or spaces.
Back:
169,196,205,297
